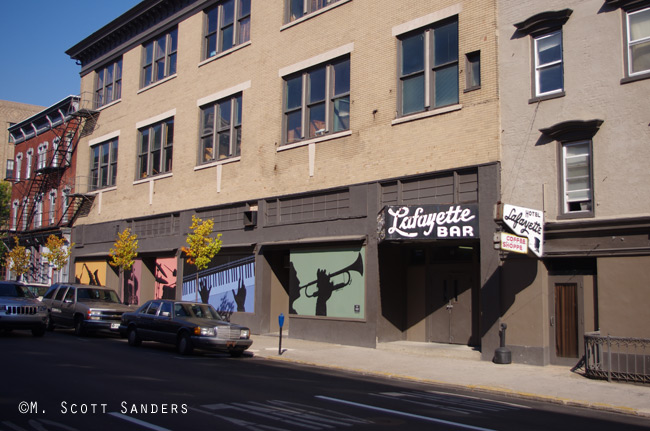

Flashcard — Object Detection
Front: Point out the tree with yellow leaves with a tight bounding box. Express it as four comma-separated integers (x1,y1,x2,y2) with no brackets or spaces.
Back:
182,215,222,302
42,234,74,275
109,228,138,302
7,237,30,281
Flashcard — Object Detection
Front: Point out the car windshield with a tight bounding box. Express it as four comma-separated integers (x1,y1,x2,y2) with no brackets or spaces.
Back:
77,288,120,303
0,284,35,298
175,303,222,320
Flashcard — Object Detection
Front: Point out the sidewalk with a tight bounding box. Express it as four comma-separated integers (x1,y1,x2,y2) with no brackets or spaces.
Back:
248,334,650,418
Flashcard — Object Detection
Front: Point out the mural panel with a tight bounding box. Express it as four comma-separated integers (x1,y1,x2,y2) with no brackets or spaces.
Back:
182,255,255,320
290,247,365,319
75,261,107,286
155,257,177,300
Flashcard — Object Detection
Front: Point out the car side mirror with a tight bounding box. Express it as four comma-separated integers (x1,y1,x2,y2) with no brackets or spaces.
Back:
161,311,170,318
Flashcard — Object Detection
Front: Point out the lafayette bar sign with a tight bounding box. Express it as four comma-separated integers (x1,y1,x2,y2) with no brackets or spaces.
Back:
378,204,479,241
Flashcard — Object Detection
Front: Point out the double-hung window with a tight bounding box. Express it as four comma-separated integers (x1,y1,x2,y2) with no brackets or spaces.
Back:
562,141,592,214
398,17,459,116
142,28,178,88
534,31,563,96
138,119,174,178
200,94,242,163
283,56,350,144
286,0,342,23
90,138,118,190
37,142,48,170
49,190,56,225
204,0,251,59
626,7,650,76
95,58,122,108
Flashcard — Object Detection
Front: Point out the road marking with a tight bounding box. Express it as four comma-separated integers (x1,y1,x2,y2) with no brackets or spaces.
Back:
108,412,171,431
316,396,498,431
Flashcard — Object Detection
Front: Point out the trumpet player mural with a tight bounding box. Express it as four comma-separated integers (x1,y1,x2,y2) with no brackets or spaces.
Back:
290,247,365,319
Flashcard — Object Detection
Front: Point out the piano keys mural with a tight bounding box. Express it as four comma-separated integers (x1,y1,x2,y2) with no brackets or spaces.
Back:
182,255,255,319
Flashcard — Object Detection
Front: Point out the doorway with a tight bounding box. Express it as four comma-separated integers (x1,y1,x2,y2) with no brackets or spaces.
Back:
403,244,479,346
549,275,586,365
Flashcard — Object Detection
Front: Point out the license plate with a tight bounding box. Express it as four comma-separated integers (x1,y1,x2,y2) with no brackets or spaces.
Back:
111,323,119,330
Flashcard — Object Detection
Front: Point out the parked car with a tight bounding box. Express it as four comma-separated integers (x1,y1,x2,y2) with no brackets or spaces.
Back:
25,284,49,301
41,283,132,336
120,300,252,357
0,281,48,337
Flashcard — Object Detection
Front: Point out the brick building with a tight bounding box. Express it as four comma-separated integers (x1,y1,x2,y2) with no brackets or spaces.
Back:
6,96,97,285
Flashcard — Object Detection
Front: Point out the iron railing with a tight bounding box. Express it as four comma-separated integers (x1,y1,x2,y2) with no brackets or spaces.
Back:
584,332,650,384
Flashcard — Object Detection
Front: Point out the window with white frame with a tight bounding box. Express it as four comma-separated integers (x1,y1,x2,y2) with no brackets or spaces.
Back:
15,153,22,181
138,118,174,178
562,141,592,214
22,198,28,230
34,193,43,228
626,7,650,76
283,56,350,144
12,200,19,230
37,142,48,170
95,58,123,108
286,0,343,23
25,149,33,179
62,188,71,224
91,138,118,190
204,0,250,59
534,30,564,96
200,94,242,163
398,17,459,116
142,28,178,88
49,190,57,225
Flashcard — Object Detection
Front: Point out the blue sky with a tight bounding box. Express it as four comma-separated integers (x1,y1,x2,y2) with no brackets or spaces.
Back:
0,1,142,108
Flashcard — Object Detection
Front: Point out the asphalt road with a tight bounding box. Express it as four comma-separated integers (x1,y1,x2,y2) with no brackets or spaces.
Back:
2,329,649,431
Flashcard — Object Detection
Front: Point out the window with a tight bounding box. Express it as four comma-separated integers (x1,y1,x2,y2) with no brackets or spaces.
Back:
142,28,178,88
626,7,650,76
90,138,118,190
95,58,122,108
37,142,48,170
62,188,71,224
534,30,563,96
283,57,350,144
286,0,342,23
34,193,43,228
562,141,592,214
398,17,458,116
204,0,251,59
138,119,174,178
25,149,33,179
49,190,56,225
12,200,18,230
465,51,481,90
22,198,28,230
15,153,22,181
200,94,242,163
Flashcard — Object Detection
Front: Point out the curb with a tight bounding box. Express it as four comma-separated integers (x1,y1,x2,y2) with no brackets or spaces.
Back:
253,352,647,419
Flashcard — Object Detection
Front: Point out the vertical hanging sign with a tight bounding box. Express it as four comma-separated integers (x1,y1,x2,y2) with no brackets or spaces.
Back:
502,204,544,257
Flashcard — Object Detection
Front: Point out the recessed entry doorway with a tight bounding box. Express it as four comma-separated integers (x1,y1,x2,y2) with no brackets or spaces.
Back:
400,244,480,346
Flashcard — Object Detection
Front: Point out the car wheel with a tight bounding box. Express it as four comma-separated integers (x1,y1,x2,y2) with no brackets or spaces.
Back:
177,332,193,355
74,316,86,336
32,325,46,337
127,327,142,347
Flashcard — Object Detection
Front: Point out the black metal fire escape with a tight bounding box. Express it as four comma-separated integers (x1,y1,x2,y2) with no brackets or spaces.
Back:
11,105,99,241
